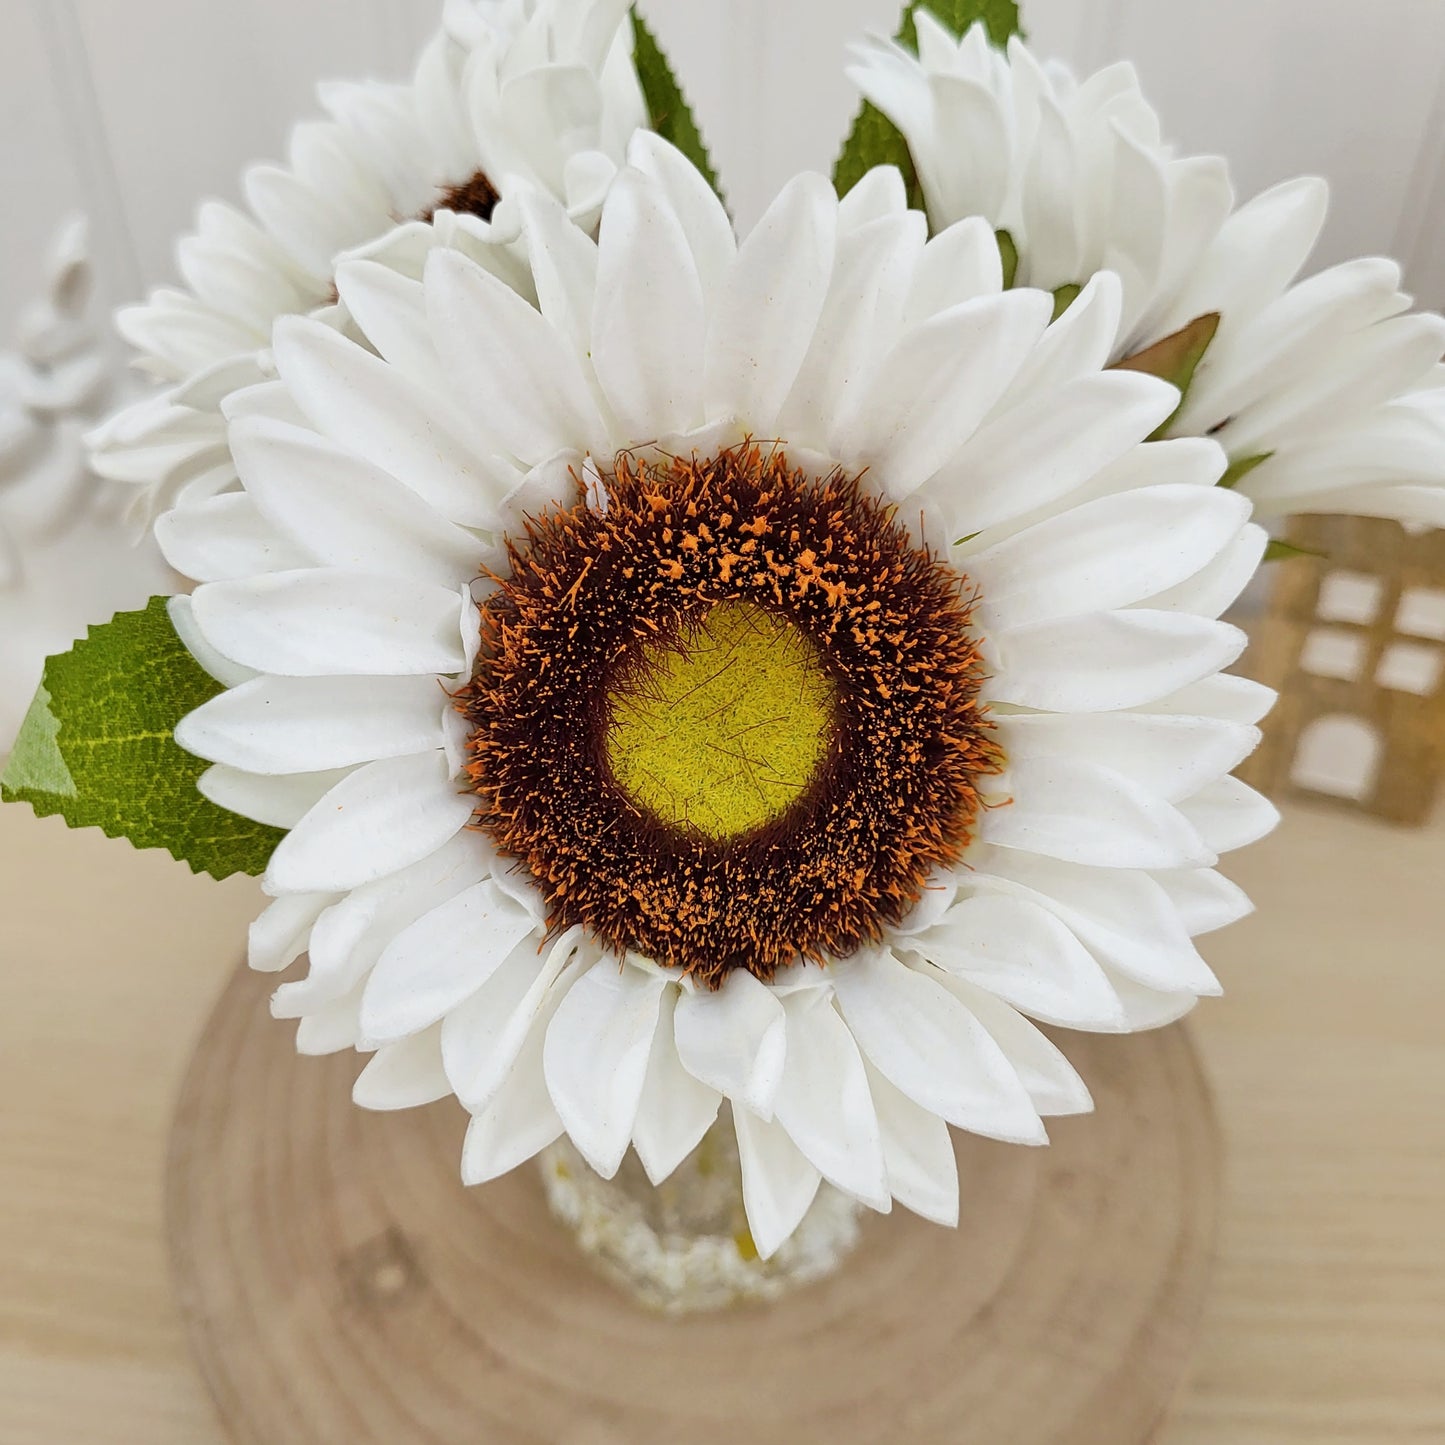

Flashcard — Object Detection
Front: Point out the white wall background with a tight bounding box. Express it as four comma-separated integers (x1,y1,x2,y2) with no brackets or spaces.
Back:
5,0,1445,347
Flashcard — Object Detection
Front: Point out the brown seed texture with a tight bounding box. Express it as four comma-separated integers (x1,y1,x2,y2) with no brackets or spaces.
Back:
457,446,999,987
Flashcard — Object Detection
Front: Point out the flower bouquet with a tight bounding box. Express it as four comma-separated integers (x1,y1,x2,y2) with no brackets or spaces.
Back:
5,0,1443,1369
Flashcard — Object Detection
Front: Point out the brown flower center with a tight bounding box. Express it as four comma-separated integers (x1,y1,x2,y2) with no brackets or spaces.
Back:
457,445,999,987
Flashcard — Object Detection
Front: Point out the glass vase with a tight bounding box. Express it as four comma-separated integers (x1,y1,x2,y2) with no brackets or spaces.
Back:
537,1106,863,1314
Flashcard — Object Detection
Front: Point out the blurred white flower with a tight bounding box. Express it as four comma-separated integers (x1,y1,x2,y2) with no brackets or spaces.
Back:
88,0,647,522
848,19,1445,529
0,218,175,749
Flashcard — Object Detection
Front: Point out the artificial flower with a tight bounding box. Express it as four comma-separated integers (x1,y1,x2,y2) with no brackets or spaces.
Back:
0,218,174,747
87,0,647,520
165,133,1272,1257
847,18,1445,529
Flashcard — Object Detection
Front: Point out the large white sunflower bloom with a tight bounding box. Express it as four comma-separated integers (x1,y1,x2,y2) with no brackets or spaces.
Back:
166,133,1273,1258
847,18,1445,529
87,0,647,519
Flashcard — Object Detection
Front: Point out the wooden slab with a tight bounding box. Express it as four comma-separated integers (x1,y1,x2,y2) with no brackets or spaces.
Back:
166,964,1221,1445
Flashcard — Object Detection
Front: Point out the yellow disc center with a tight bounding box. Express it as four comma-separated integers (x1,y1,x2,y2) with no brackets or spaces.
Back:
604,601,836,841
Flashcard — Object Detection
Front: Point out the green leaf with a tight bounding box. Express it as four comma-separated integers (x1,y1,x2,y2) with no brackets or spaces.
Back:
834,1,1022,202
1111,312,1221,441
835,102,926,208
1264,538,1326,563
1,598,283,880
5,685,76,798
631,8,724,204
1218,451,1273,490
897,0,1022,49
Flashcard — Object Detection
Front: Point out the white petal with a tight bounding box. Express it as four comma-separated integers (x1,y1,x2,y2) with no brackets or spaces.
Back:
705,173,837,434
1177,777,1280,854
734,1107,822,1261
248,890,335,973
1020,94,1083,289
773,994,889,1210
838,165,909,231
967,850,1221,997
443,929,590,1114
863,1061,958,1226
779,213,923,446
592,167,706,437
1099,967,1199,1032
425,247,611,466
625,132,736,299
1004,271,1123,400
1160,176,1328,338
272,316,515,529
1219,312,1445,458
935,371,1182,538
914,891,1126,1030
353,1026,451,1111
933,972,1093,1116
1145,673,1276,725
985,756,1214,869
191,569,467,677
998,711,1259,803
231,417,483,588
294,984,365,1056
989,611,1247,713
198,763,353,828
906,216,1004,326
1146,522,1267,618
922,73,1011,229
168,595,257,689
1152,867,1254,936
178,674,446,773
832,949,1045,1144
971,483,1250,630
515,188,599,358
1081,435,1228,498
264,751,473,893
157,494,311,583
890,874,959,937
460,950,593,1185
1184,257,1411,435
840,290,1053,501
333,259,449,391
544,960,668,1179
673,969,788,1119
362,879,541,1043
268,831,495,1013
631,988,722,1186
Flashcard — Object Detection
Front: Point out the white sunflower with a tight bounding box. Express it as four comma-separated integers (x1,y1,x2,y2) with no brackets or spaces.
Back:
848,18,1445,529
87,0,646,519
167,133,1273,1258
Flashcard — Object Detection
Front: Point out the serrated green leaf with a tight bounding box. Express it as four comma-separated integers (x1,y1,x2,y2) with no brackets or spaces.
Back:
834,0,1022,202
1,598,283,880
1218,451,1273,491
631,8,724,204
1111,312,1221,441
1264,538,1326,563
897,0,1022,49
834,101,927,208
4,684,76,797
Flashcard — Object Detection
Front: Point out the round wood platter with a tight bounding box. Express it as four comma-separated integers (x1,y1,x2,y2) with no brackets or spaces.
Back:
167,963,1222,1445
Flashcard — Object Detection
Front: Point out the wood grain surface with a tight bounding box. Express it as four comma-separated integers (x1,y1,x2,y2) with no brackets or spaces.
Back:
165,966,1219,1445
1,797,1443,1442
